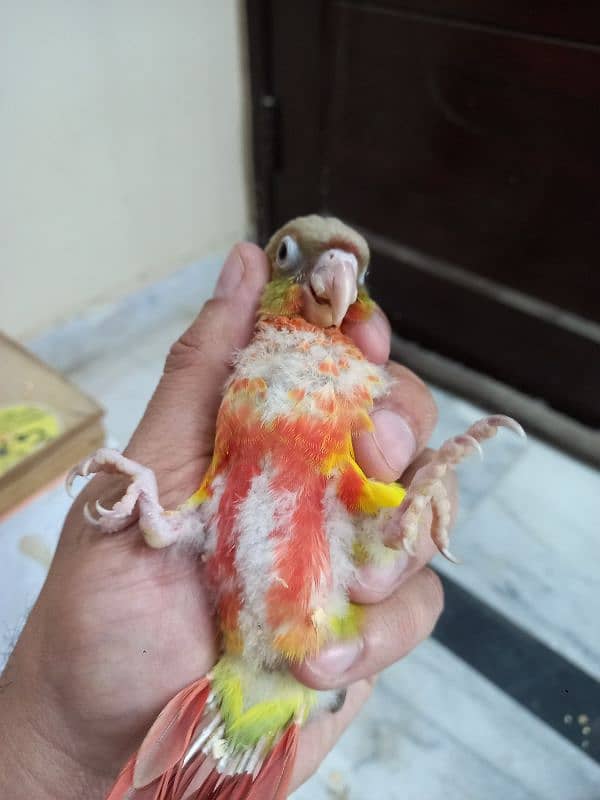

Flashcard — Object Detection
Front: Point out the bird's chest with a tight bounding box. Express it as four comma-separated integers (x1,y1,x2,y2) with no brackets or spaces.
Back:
226,320,389,431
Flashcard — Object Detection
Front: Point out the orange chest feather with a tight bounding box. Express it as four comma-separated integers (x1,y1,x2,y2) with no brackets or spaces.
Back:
212,318,386,469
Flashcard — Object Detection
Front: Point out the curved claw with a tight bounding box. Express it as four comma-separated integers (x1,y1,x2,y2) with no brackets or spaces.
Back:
95,499,128,519
440,546,460,564
492,414,526,439
83,501,101,527
65,469,78,499
65,458,94,498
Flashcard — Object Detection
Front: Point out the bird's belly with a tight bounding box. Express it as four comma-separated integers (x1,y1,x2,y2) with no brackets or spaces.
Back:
200,458,357,667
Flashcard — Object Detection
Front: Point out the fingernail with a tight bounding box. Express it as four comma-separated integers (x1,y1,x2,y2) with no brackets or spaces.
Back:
214,247,244,299
305,639,363,679
356,552,410,595
371,409,417,475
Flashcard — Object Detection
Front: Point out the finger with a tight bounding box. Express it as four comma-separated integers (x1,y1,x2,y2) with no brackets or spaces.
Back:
353,362,438,482
292,568,444,690
125,243,270,469
290,678,374,791
342,304,391,365
348,449,459,604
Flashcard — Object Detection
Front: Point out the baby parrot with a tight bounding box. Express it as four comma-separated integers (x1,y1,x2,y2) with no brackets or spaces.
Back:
68,215,524,800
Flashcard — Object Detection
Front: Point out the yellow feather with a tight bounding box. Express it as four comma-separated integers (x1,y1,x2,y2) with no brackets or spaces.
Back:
358,475,406,514
212,657,316,749
328,602,364,639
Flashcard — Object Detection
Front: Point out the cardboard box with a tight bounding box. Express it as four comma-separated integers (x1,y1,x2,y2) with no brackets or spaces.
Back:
0,333,105,518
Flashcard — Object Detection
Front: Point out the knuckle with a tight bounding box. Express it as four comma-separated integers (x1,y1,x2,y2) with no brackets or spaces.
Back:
164,301,222,373
395,601,421,646
393,569,445,646
165,338,195,372
375,592,421,651
366,570,443,656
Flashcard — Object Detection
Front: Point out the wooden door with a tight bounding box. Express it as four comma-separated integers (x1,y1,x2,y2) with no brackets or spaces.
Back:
247,0,600,428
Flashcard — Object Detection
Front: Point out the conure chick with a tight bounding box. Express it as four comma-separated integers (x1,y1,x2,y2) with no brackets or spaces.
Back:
68,215,524,800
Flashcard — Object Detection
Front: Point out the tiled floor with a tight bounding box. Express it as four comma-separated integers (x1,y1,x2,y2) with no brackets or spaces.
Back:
1,256,599,798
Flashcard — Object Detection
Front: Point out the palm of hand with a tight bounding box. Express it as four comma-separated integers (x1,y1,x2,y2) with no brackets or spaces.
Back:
33,454,215,773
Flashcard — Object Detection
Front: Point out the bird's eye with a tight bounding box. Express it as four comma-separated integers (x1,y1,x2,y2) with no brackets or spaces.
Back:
276,235,300,270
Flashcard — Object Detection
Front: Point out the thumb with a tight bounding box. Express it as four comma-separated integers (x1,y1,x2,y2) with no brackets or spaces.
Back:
125,243,270,470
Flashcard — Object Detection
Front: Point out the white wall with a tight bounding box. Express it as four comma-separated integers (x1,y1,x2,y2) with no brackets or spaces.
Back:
0,1,252,339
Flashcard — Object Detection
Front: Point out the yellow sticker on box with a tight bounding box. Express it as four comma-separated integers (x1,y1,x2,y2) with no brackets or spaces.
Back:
0,405,60,476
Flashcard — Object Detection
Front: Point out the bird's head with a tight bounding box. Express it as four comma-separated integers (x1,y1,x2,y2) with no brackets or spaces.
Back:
259,215,375,328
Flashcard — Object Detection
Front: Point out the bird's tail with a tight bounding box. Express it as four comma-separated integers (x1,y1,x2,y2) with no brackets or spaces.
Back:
106,656,315,800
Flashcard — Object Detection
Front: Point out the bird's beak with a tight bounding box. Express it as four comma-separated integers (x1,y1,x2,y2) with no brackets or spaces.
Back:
304,249,359,327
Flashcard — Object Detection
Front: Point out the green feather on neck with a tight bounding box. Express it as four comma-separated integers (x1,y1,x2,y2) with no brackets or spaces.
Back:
259,277,302,317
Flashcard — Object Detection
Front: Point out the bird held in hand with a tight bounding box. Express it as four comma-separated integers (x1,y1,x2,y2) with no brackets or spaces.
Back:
68,215,524,800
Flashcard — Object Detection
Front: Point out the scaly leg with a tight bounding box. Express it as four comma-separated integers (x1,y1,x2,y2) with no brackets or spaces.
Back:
356,415,525,565
389,415,524,563
66,448,204,548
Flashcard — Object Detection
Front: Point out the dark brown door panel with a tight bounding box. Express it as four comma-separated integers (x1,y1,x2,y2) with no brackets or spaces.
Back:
369,248,600,427
345,1,600,45
324,3,600,322
248,0,600,430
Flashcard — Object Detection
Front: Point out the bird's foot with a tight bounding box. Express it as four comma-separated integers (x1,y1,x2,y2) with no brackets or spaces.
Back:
397,415,525,563
66,448,199,548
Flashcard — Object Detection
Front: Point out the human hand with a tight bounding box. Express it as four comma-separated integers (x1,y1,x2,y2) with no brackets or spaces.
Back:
0,244,453,798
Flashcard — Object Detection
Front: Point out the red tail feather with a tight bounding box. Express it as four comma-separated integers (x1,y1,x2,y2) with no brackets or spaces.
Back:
105,679,209,800
175,755,217,799
246,725,299,800
106,757,135,800
134,678,210,788
105,757,167,800
105,678,300,800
